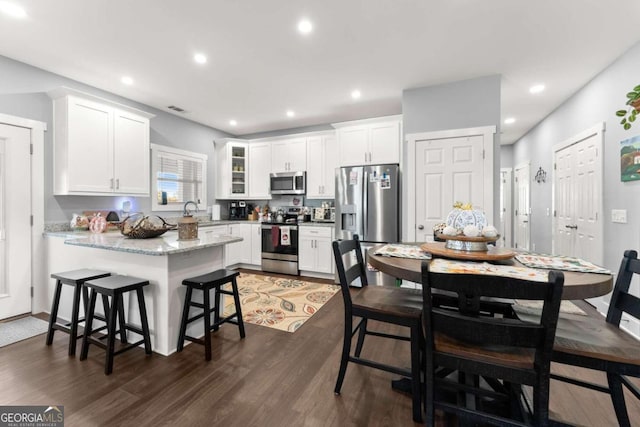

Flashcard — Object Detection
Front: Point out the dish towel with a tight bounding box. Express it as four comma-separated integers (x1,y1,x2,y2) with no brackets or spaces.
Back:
280,226,291,246
271,226,280,247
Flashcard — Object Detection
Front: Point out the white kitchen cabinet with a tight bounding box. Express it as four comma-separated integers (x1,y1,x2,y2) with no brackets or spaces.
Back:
335,116,401,166
299,226,333,274
251,223,262,265
226,223,252,266
306,133,337,199
49,88,153,196
216,139,249,199
271,138,307,172
248,141,272,199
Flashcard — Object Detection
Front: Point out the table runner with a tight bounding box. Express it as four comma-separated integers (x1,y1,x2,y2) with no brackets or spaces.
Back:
429,258,550,282
515,253,611,275
373,244,432,259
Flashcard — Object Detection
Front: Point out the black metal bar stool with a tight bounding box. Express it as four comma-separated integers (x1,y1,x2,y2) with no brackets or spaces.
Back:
80,275,152,375
177,269,245,361
46,269,111,356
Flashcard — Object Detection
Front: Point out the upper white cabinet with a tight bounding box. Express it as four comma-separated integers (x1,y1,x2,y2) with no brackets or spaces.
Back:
248,141,272,199
306,133,337,199
271,138,306,172
216,139,249,199
334,116,402,166
49,88,153,196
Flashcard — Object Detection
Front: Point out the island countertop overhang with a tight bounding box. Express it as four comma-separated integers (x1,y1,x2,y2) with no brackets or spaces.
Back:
45,229,242,256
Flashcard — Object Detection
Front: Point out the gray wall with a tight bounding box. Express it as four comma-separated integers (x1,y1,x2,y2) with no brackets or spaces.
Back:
0,55,230,224
512,41,640,272
401,75,502,235
500,145,514,169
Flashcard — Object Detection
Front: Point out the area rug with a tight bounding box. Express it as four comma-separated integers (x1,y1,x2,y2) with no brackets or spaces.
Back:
0,316,49,348
224,273,341,333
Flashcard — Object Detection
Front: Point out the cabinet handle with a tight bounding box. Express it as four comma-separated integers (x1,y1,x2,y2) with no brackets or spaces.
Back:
110,178,114,189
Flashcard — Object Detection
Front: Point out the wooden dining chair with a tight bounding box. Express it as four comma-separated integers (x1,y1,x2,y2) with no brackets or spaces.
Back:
545,249,640,427
421,261,564,426
332,236,423,423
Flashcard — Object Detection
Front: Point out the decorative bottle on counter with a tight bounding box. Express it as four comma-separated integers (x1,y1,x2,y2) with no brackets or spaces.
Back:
179,201,199,240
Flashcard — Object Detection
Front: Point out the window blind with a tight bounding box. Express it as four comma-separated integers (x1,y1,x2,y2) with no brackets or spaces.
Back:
156,152,204,205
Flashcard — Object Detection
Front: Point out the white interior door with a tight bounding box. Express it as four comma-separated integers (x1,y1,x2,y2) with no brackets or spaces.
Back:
514,163,530,250
415,135,487,242
0,124,31,319
499,168,513,248
553,125,603,309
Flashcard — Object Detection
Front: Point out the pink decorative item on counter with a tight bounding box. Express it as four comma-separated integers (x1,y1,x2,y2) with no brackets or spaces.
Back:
89,215,107,233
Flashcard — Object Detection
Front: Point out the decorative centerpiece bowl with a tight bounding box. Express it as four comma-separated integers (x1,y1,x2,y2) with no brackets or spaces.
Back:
435,233,500,251
438,202,498,251
119,214,176,239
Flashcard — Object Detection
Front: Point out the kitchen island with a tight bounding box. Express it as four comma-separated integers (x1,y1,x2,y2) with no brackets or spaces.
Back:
45,228,242,356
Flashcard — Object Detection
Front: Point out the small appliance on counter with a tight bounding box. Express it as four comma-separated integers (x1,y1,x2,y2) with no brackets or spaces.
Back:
229,201,247,220
312,203,335,222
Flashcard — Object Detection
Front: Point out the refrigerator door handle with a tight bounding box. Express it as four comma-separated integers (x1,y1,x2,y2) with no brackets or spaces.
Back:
363,170,368,239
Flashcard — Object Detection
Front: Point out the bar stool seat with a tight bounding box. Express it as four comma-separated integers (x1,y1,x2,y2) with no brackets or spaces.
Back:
80,275,152,375
46,269,111,356
177,269,245,360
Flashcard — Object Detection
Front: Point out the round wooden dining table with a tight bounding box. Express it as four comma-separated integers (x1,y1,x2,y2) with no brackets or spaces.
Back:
367,243,613,300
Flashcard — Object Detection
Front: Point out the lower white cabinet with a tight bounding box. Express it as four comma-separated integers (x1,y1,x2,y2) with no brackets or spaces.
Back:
299,226,334,274
227,223,252,266
251,223,262,265
225,223,262,267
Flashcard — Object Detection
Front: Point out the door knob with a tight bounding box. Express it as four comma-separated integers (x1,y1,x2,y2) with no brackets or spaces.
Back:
418,225,424,230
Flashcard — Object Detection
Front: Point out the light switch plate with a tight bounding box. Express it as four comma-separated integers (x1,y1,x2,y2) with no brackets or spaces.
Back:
612,209,627,223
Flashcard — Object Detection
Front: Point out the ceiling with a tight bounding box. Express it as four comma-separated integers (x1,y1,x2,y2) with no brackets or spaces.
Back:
1,1,640,144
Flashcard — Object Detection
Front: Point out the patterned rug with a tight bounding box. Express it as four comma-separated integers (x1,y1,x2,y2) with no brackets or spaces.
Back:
224,273,341,333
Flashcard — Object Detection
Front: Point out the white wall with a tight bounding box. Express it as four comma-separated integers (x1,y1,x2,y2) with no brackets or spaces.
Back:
512,41,640,276
0,55,231,223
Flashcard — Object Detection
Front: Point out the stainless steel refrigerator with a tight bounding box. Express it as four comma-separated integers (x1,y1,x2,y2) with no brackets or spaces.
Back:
335,164,400,286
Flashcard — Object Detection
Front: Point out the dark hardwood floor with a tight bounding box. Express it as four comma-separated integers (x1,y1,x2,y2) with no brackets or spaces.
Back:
1,271,640,426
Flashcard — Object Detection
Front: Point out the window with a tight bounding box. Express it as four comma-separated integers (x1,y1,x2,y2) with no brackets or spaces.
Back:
151,144,207,211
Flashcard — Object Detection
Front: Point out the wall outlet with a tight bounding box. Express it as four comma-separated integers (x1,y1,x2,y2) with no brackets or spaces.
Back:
611,209,627,223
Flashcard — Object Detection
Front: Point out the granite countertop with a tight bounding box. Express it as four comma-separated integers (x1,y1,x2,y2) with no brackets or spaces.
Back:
47,229,242,256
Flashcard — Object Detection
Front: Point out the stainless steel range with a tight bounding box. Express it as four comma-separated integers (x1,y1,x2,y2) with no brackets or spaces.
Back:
261,221,299,275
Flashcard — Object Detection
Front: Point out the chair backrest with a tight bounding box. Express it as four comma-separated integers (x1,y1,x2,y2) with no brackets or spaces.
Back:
332,235,368,308
421,261,564,372
607,249,640,326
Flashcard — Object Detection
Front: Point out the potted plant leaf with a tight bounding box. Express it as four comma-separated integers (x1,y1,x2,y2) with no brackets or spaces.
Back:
616,84,640,130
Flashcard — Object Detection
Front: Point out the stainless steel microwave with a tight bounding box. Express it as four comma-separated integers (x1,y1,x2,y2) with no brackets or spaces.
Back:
270,171,306,195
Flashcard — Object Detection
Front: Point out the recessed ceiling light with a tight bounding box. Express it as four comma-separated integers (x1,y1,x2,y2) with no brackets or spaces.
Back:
0,1,27,18
529,84,545,94
286,110,295,118
297,19,313,34
121,76,134,85
504,117,516,124
229,119,237,126
194,53,207,64
351,90,361,99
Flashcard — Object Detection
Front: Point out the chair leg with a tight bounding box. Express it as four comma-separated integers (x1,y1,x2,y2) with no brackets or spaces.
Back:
46,280,63,345
80,289,98,361
117,293,128,343
608,372,631,427
136,287,152,355
213,285,221,332
68,282,83,356
231,277,245,338
104,291,119,375
354,317,367,357
334,315,353,395
203,287,212,361
177,286,192,352
425,350,435,426
410,322,422,423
